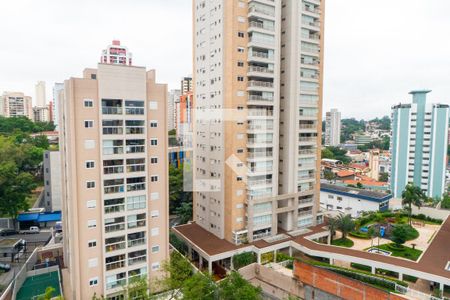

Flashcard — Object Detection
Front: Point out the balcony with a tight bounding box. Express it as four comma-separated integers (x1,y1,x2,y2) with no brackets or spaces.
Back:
299,124,317,130
126,145,145,154
106,278,126,290
127,183,145,192
128,237,146,248
248,6,275,18
128,255,147,266
302,20,321,29
303,6,320,15
105,223,125,233
106,260,125,271
249,51,273,61
104,165,124,175
248,124,274,131
299,137,317,144
249,21,275,32
127,164,145,173
104,204,125,214
105,241,126,253
248,179,272,188
248,95,274,102
248,66,274,75
102,107,123,115
298,149,316,156
248,80,274,89
103,146,124,155
248,109,274,117
103,127,123,135
298,210,313,217
248,151,273,160
104,185,125,194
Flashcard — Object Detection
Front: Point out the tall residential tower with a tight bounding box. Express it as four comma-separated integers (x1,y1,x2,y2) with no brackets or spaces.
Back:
325,108,341,146
390,90,449,198
60,43,169,299
189,0,324,245
0,92,33,119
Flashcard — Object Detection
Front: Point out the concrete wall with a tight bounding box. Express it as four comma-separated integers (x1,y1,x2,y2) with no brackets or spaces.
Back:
239,263,304,299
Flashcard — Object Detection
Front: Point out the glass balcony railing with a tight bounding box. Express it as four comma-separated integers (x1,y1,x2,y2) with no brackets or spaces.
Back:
102,107,123,115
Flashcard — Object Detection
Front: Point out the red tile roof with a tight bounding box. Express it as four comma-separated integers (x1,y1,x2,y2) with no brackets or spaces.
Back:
336,170,355,178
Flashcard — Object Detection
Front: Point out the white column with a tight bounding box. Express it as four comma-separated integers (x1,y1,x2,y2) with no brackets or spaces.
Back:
208,260,212,274
274,250,277,263
398,273,403,281
327,233,331,245
329,258,334,265
230,257,234,270
371,266,376,274
289,247,293,257
257,252,261,264
199,256,203,269
439,282,444,292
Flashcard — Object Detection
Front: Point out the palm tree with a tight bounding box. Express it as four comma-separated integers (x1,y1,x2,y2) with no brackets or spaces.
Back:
327,217,338,243
401,183,425,226
336,214,355,240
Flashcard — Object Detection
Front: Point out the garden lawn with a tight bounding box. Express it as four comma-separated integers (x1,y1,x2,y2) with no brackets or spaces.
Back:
331,238,354,248
375,243,422,261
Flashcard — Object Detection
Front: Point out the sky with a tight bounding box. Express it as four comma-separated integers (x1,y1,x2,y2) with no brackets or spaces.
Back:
0,0,449,120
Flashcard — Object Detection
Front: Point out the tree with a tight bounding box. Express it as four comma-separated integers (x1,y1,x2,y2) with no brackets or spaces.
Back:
323,170,336,183
182,272,216,300
401,184,425,226
37,287,63,300
379,172,389,182
327,217,339,243
124,276,151,300
175,202,193,224
322,146,351,164
0,162,36,222
391,225,407,246
232,252,256,270
321,148,334,160
336,214,355,239
356,182,363,189
169,164,193,216
154,251,194,299
368,226,376,248
218,271,262,300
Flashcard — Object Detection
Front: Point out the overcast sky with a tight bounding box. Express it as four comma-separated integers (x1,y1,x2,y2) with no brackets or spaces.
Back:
0,0,449,119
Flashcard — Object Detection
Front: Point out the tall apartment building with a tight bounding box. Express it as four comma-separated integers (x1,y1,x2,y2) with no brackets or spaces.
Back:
176,92,194,147
101,40,133,66
168,89,181,131
390,90,449,198
0,92,33,119
59,44,169,299
35,81,47,107
191,0,324,245
33,106,51,122
181,76,193,94
325,108,341,146
53,83,64,130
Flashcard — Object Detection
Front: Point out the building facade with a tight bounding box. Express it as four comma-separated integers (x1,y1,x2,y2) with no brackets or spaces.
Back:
390,90,449,198
168,89,180,131
33,105,51,122
181,76,193,94
176,92,193,148
191,0,324,245
325,108,341,146
59,46,169,299
101,40,133,66
44,150,62,212
35,81,47,107
0,92,33,119
53,83,64,130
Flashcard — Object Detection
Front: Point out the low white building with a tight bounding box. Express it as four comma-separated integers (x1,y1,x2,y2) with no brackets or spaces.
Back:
320,183,391,218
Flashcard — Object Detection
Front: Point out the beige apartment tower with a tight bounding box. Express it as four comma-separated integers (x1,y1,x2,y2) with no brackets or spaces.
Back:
192,0,325,245
0,92,33,119
59,46,169,299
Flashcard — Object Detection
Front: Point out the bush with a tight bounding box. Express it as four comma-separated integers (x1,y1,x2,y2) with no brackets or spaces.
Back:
392,224,419,242
276,253,293,262
350,263,372,272
349,231,371,239
170,232,188,255
376,268,398,278
387,244,405,251
232,252,256,270
331,238,354,248
403,275,418,283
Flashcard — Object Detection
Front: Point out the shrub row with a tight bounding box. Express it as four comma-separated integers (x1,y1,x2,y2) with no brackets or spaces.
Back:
349,231,371,239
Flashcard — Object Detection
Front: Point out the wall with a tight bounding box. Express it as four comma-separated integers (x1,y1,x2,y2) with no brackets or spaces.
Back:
294,261,406,300
320,191,382,218
239,263,304,299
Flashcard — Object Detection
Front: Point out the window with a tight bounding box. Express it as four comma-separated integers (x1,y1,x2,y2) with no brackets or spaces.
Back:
86,161,95,169
89,277,99,287
87,220,97,229
149,101,158,110
84,120,94,128
337,197,343,201
151,245,160,254
328,195,334,199
84,99,94,107
151,210,159,218
87,200,96,209
88,240,97,248
84,140,95,149
151,227,159,236
88,258,98,268
86,181,95,189
237,47,245,53
150,157,158,164
151,262,160,271
238,31,245,38
151,175,159,182
150,138,158,146
150,192,159,200
150,121,158,128
237,76,244,82
127,195,146,210
237,61,244,67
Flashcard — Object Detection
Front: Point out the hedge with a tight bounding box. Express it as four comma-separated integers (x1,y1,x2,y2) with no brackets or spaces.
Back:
232,252,256,270
349,231,371,239
350,263,372,272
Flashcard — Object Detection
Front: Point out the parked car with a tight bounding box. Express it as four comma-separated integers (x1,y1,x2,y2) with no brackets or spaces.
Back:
19,226,40,234
0,262,11,272
0,228,18,236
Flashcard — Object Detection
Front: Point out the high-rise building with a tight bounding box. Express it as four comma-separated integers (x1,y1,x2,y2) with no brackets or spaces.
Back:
325,108,341,146
176,92,193,147
0,92,33,119
35,81,47,107
53,83,64,130
390,90,449,198
101,40,133,66
59,43,169,299
33,106,50,122
168,89,181,131
188,0,324,245
181,76,193,94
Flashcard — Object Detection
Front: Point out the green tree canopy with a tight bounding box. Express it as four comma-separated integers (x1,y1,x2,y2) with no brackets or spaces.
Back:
218,271,262,300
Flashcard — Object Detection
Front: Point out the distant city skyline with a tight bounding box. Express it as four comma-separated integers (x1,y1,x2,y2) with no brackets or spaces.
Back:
1,0,449,119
